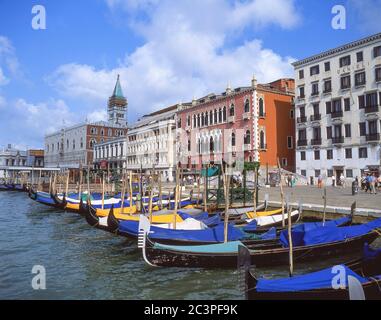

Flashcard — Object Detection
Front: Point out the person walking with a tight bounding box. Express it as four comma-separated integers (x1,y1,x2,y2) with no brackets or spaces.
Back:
365,174,371,193
332,174,336,187
370,174,377,195
340,174,345,188
317,174,323,189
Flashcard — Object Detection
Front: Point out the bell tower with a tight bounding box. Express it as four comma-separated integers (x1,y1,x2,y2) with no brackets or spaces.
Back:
108,75,128,126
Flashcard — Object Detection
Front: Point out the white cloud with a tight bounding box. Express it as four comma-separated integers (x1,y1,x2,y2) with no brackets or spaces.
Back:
0,35,21,80
87,109,108,122
48,0,298,119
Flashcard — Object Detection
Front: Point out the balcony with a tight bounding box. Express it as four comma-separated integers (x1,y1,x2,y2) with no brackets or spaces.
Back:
310,114,321,121
331,110,343,119
297,116,307,124
243,144,251,151
311,91,320,97
298,95,305,100
364,105,379,114
366,133,380,142
185,125,191,132
311,138,322,146
228,116,235,123
297,139,308,147
242,112,251,120
332,136,344,144
259,144,267,150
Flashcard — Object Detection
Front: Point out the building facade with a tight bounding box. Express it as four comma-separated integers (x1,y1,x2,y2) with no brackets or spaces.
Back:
93,136,127,172
293,33,381,184
126,105,179,181
176,77,295,173
44,76,128,169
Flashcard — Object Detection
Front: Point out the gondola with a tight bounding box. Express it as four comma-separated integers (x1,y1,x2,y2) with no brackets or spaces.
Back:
140,217,381,268
238,244,381,300
51,192,67,209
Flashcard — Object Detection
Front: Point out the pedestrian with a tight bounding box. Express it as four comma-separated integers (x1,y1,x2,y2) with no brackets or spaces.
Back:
332,174,336,187
339,174,345,188
317,174,323,189
371,174,377,195
365,174,371,193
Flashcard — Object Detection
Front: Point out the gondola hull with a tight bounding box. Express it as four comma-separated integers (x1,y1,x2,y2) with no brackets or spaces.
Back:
144,232,379,268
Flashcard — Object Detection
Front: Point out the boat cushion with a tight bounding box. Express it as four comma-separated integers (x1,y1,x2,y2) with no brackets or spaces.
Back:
153,241,244,253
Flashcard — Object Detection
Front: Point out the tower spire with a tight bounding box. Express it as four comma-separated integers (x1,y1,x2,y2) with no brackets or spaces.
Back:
108,75,128,126
112,74,124,98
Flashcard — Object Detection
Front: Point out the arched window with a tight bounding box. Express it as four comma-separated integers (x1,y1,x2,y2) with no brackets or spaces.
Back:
260,130,266,149
244,99,250,113
214,109,218,123
205,112,208,126
209,110,213,125
231,133,236,146
259,98,265,117
198,138,201,154
218,108,222,123
223,106,227,121
72,140,76,150
197,114,200,128
244,130,251,144
193,115,196,128
67,139,69,149
201,113,205,127
229,104,235,117
209,137,214,153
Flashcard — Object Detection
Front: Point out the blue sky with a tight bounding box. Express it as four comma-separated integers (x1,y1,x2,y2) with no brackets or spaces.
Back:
0,0,380,149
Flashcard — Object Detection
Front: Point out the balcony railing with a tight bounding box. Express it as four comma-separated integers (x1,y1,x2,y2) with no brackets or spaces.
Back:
297,116,307,124
331,110,343,119
310,114,321,121
311,138,322,145
259,144,267,150
332,136,344,144
243,144,251,151
311,91,319,97
228,116,235,123
364,105,379,114
185,125,191,132
297,139,308,147
242,112,251,120
366,133,380,142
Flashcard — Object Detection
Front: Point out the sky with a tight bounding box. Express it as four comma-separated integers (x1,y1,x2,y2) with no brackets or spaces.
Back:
0,0,380,149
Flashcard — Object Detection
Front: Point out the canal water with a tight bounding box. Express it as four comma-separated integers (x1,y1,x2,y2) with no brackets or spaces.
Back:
1,191,380,300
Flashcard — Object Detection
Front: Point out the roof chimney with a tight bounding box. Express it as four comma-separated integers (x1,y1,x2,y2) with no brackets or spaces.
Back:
226,82,232,95
251,75,257,89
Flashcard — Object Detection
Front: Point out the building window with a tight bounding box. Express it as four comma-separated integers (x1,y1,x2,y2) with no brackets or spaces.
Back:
326,101,332,114
299,70,304,79
356,51,363,62
345,124,351,137
366,92,378,108
327,169,334,177
346,169,353,178
282,158,288,167
91,127,97,134
314,150,320,160
374,67,381,82
299,86,305,98
244,130,251,144
244,99,250,113
300,151,306,161
187,116,190,126
231,133,236,147
290,109,294,119
315,170,321,178
355,71,366,86
209,111,213,125
340,75,351,89
324,62,330,72
197,114,200,127
332,99,342,112
359,147,368,158
359,122,366,136
327,149,333,160
218,108,222,122
344,98,350,111
373,46,381,58
80,137,83,149
259,131,266,149
301,170,307,177
214,110,217,123
201,113,205,127
340,55,351,67
258,98,265,117
327,126,332,139
359,95,365,109
205,113,209,126
323,79,332,93
310,65,320,76
311,82,319,96
108,129,112,137
73,140,75,150
287,136,293,149
188,140,191,152
345,148,352,159
229,104,235,117
193,115,196,128
222,107,226,122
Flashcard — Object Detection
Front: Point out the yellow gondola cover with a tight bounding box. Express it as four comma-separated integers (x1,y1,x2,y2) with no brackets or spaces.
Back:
246,208,283,219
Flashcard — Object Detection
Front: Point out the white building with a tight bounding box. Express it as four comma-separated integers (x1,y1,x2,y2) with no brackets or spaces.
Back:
44,76,128,169
126,105,178,181
0,144,27,178
293,33,381,185
93,136,127,172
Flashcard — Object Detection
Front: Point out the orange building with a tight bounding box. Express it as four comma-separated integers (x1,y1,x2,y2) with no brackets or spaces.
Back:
176,77,295,172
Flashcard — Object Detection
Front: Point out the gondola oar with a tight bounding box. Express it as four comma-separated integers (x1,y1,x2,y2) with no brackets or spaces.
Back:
348,275,365,300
